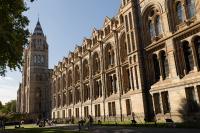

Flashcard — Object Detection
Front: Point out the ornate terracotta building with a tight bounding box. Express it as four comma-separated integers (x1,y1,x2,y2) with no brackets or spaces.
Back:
17,0,200,122
17,20,52,118
51,0,200,122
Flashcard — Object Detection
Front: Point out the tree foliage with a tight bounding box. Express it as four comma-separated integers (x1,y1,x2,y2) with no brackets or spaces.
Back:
0,100,16,114
0,0,34,76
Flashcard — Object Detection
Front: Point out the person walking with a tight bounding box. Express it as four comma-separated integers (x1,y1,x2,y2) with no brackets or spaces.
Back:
88,115,93,129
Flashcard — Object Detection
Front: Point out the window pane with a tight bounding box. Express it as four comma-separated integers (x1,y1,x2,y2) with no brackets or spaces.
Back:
126,99,132,115
182,42,194,72
149,21,155,39
194,37,200,68
187,0,195,18
156,16,163,36
176,2,184,23
185,87,198,113
153,93,162,114
161,91,170,114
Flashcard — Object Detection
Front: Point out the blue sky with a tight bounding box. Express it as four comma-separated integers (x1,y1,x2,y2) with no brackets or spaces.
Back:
0,0,121,104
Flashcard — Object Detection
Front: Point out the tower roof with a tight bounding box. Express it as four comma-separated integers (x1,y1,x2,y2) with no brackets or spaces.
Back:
33,20,44,36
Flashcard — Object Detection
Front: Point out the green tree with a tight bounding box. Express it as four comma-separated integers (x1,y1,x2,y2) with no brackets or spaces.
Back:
0,100,16,113
0,101,3,109
0,0,34,76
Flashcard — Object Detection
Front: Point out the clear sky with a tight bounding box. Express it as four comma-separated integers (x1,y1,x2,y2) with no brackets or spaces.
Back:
0,0,121,104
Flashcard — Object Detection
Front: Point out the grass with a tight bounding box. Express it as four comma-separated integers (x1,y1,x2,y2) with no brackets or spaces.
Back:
4,124,87,133
5,124,38,129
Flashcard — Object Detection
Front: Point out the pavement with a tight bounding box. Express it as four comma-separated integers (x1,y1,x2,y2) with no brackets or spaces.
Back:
49,124,200,133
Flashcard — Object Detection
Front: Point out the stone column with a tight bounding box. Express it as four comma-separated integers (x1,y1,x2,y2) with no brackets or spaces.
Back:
166,39,179,78
159,92,164,114
191,41,198,71
79,57,83,118
114,30,123,121
129,67,134,91
71,63,75,117
152,94,156,116
100,41,106,121
88,50,94,115
158,55,164,81
132,66,137,89
194,85,200,104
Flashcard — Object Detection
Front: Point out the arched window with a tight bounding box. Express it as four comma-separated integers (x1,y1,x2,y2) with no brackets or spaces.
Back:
193,36,200,69
145,8,163,43
63,93,66,107
182,41,194,73
53,97,56,108
68,70,72,87
155,16,163,36
84,84,90,101
94,80,102,99
176,2,184,23
83,60,89,79
93,52,100,74
53,81,56,93
34,56,37,63
108,51,112,65
62,75,66,89
75,88,80,104
152,54,161,82
69,90,73,105
75,65,80,83
160,51,169,79
58,77,61,92
58,95,61,107
186,0,195,19
113,75,117,94
119,15,124,24
120,33,127,62
41,56,44,64
111,51,115,65
105,44,115,69
149,20,156,40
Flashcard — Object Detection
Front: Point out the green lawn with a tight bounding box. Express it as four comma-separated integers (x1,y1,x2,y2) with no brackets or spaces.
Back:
6,124,38,129
4,124,87,133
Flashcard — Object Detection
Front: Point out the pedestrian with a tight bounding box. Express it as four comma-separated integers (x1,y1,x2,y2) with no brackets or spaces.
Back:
88,115,93,129
78,120,81,131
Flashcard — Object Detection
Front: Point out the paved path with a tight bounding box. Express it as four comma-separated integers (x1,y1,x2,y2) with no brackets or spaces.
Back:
89,126,200,133
50,124,200,133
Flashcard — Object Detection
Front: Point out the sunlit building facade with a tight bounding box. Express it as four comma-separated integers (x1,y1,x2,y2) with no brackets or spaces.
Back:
17,21,52,118
52,0,200,122
17,0,200,122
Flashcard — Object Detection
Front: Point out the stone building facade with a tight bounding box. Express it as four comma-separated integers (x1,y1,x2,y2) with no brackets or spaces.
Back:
51,0,200,122
17,21,52,118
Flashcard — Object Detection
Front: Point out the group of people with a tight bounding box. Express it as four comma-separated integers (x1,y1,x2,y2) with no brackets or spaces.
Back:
78,115,93,131
0,119,5,131
36,119,55,127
